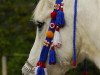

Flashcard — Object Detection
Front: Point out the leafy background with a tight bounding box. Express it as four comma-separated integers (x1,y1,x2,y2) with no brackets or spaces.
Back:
0,0,100,75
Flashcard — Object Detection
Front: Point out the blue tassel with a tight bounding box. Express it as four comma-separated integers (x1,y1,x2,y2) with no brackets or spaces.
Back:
37,67,45,75
39,46,50,62
56,10,65,27
49,48,56,64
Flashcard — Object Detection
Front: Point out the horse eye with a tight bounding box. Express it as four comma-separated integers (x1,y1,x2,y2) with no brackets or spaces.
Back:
36,21,45,30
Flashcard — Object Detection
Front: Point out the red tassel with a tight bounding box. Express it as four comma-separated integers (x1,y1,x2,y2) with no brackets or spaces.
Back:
51,11,57,19
83,71,88,75
37,61,46,68
71,61,77,68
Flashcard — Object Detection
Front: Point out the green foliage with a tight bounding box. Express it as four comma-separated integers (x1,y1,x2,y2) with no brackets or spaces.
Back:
0,0,36,75
7,56,28,75
0,0,36,55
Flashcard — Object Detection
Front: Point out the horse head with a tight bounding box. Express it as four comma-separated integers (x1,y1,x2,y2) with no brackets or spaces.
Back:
22,0,100,75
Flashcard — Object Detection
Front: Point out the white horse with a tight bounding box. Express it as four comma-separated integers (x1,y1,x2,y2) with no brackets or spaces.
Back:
22,0,100,75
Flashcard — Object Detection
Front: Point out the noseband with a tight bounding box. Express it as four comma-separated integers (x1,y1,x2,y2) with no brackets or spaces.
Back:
22,60,35,73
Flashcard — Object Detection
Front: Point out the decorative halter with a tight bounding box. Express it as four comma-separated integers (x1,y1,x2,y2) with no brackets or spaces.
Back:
34,0,81,75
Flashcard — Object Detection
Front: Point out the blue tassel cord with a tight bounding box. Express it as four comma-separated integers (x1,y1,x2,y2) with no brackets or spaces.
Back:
72,0,78,67
49,47,56,65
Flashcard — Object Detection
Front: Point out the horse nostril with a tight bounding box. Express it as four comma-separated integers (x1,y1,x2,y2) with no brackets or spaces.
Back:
36,21,45,29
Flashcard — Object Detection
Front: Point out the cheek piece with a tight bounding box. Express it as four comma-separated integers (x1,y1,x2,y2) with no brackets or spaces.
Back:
34,0,80,75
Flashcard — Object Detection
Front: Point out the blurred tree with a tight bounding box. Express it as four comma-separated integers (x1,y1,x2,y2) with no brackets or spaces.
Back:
0,0,38,75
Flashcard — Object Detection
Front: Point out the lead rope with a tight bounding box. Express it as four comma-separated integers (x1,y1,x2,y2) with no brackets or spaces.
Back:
72,0,88,75
72,0,78,67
